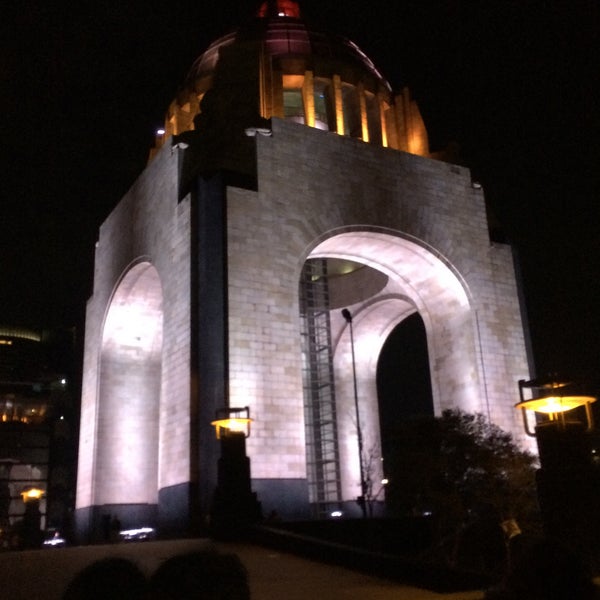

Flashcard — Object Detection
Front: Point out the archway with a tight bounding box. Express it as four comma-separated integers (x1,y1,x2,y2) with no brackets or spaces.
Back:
94,262,163,507
377,313,434,464
301,229,478,510
377,313,434,425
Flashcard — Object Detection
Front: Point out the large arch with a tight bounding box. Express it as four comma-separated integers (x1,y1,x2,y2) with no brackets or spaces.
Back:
304,228,480,504
94,261,164,507
377,313,434,423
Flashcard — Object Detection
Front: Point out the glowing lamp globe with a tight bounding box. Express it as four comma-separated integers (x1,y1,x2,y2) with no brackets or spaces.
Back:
21,487,45,502
516,378,596,437
211,406,253,439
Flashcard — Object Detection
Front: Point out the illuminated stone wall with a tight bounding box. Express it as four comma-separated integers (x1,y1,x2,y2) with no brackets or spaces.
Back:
76,144,192,535
76,0,532,536
77,117,531,534
226,118,531,503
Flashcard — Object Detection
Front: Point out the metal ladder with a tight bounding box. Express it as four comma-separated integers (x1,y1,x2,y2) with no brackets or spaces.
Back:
299,259,342,518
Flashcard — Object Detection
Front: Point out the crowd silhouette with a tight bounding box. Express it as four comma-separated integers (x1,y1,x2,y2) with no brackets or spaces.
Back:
62,551,249,600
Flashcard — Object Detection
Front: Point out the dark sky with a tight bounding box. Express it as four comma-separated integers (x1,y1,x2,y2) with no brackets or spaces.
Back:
1,1,599,384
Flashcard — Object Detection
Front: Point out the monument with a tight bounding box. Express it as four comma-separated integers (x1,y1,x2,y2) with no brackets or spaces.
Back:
75,0,531,539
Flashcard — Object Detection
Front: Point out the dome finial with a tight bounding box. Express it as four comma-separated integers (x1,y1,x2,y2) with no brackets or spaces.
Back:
257,0,301,19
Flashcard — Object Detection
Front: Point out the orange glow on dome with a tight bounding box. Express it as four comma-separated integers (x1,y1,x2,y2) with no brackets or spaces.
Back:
257,0,300,18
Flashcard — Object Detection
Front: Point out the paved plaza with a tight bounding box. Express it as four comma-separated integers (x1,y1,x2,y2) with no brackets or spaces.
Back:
0,538,485,600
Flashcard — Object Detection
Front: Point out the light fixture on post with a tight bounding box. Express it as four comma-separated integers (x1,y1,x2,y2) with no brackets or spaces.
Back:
20,487,45,502
211,406,253,440
20,487,45,549
516,378,596,436
342,308,368,518
516,378,596,470
516,377,600,562
210,407,261,538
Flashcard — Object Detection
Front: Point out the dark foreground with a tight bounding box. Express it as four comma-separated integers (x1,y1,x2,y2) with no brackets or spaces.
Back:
0,537,484,600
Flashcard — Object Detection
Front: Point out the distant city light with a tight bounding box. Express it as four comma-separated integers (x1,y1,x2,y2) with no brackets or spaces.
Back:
331,510,343,518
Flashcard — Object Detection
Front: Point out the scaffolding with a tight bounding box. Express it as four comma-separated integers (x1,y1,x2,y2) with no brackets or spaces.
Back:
299,259,342,518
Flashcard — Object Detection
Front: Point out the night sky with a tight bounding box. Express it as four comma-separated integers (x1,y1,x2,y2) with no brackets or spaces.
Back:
2,1,599,385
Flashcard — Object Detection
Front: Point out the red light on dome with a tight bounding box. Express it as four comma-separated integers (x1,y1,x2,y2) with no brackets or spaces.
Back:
257,0,300,18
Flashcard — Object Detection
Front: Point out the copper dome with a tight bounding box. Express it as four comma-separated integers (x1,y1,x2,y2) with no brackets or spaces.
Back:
155,0,429,158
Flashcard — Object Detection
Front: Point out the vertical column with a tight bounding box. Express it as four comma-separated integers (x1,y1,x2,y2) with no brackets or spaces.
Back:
358,83,369,142
258,43,273,119
378,93,388,148
333,75,344,135
402,87,414,153
193,174,229,528
302,70,316,128
393,91,408,152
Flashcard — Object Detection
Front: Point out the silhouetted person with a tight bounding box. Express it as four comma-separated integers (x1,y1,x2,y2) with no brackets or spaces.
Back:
21,499,43,549
455,504,507,577
62,558,147,600
101,514,111,542
485,536,600,600
265,509,281,524
148,551,250,600
109,515,121,543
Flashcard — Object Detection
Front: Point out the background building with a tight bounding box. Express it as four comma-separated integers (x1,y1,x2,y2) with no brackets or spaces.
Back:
75,0,531,539
0,326,77,547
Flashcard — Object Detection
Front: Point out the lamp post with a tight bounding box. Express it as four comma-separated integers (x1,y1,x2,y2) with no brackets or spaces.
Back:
210,407,261,538
516,378,596,470
342,308,368,518
20,487,45,548
516,377,600,561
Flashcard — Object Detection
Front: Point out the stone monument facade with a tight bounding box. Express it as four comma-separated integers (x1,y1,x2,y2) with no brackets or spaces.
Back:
75,1,531,538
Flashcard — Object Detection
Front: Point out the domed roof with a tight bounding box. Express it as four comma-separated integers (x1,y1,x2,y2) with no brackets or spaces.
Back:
155,0,429,164
186,0,390,93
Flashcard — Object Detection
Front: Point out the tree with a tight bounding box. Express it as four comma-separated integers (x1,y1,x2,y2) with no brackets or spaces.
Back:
384,410,540,570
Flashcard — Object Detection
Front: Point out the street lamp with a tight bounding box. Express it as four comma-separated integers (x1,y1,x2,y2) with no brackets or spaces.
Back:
20,487,45,502
516,377,600,561
342,308,368,518
516,378,596,470
210,407,261,537
20,487,45,548
211,406,253,439
516,378,596,437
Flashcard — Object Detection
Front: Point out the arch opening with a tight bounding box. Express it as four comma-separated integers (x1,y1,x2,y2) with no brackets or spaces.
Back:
299,230,477,516
376,313,434,458
95,262,164,507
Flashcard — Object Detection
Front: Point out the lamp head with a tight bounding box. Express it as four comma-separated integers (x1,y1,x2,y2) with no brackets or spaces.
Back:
516,377,597,436
515,395,596,415
21,487,44,502
211,406,252,439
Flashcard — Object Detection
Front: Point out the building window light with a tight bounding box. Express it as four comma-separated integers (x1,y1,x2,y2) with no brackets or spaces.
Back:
283,89,305,124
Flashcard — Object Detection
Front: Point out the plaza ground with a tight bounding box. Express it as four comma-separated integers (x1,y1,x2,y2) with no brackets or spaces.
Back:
0,537,485,600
